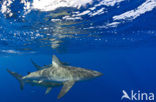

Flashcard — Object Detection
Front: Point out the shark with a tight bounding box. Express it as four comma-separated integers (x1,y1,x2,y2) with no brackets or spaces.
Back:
7,55,103,99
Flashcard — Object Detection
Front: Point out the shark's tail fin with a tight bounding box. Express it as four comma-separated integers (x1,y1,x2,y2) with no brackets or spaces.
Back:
7,69,24,90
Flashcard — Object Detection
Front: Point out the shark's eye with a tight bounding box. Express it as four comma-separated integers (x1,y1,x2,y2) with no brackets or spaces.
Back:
27,72,31,75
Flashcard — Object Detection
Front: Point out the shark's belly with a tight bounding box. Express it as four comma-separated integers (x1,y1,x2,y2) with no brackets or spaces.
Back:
25,80,63,87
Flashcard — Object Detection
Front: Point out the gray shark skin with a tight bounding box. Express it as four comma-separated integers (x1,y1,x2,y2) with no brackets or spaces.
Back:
7,55,103,99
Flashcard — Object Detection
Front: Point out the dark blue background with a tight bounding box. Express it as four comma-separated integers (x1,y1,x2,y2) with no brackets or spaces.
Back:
0,0,156,102
0,47,156,102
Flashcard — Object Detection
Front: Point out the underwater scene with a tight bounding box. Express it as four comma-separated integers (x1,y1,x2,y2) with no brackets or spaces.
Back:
0,0,156,102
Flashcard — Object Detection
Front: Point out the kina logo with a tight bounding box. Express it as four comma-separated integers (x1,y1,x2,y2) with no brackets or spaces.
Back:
121,90,154,101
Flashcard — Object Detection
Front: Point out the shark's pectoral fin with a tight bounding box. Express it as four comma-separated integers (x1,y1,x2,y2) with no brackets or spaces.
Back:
57,80,75,99
45,87,52,95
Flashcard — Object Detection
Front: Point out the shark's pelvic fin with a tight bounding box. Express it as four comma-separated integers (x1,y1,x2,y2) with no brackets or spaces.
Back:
45,87,52,95
38,80,43,83
57,80,75,99
7,69,24,90
31,59,43,70
52,55,63,67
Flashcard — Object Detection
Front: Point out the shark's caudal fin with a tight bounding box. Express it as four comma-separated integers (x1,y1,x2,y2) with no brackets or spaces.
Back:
7,69,24,90
31,59,43,70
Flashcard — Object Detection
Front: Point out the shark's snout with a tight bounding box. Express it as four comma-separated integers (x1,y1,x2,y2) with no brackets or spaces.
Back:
23,72,40,80
96,72,103,77
92,71,103,77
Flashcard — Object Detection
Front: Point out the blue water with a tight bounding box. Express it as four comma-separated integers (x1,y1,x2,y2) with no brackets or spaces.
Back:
0,0,156,102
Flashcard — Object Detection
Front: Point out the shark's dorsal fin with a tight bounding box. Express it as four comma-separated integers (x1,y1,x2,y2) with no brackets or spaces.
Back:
52,55,63,67
57,80,75,99
45,87,52,95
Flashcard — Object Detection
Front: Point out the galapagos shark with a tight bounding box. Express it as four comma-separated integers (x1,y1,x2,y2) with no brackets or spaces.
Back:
7,55,103,99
